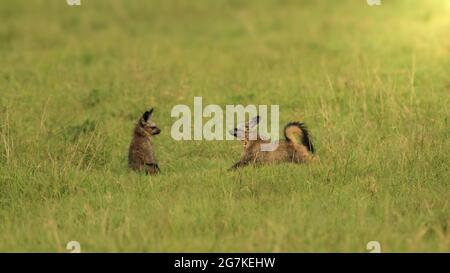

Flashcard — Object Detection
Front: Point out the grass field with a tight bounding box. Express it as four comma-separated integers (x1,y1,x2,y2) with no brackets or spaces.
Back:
0,0,449,252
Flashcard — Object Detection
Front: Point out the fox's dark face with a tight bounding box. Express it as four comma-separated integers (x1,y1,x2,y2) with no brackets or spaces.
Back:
229,116,260,141
140,108,161,136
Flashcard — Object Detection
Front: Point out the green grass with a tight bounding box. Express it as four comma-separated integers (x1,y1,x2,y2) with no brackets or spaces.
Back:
0,0,449,252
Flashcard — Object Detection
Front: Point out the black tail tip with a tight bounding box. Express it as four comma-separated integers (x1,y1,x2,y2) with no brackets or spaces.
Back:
299,122,314,154
285,122,315,154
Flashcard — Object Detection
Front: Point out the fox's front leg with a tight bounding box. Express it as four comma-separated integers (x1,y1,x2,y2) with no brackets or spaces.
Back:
228,158,250,171
145,163,160,175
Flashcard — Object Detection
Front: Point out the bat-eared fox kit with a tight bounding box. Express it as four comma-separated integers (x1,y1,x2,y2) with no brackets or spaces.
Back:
128,109,315,174
128,108,161,175
228,116,315,171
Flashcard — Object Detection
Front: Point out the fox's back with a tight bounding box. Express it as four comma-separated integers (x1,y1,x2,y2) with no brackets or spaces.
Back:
246,140,305,164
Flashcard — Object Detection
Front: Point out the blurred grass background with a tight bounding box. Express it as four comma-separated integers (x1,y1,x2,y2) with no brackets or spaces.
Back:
0,0,449,252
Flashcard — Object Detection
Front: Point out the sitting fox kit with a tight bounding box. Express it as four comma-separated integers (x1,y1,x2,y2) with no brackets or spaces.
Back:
229,116,315,170
128,108,161,175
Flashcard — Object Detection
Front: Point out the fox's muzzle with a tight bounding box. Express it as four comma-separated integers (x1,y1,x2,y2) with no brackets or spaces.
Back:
230,128,238,137
153,128,161,135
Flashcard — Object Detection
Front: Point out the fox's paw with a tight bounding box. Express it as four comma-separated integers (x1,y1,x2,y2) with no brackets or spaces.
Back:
310,155,320,164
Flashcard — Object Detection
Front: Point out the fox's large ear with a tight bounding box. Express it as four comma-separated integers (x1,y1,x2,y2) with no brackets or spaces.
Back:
248,116,260,128
142,108,154,122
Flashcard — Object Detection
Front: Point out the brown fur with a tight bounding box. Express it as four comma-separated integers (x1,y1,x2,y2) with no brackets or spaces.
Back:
128,108,161,175
229,118,315,170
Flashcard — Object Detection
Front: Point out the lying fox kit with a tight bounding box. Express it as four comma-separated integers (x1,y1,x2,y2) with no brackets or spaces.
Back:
229,116,315,170
128,108,161,175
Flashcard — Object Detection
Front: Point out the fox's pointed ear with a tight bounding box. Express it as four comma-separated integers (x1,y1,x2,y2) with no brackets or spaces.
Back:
142,108,153,122
249,116,260,128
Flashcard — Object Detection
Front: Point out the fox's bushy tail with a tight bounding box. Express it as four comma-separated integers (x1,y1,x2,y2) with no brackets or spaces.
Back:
284,122,315,153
